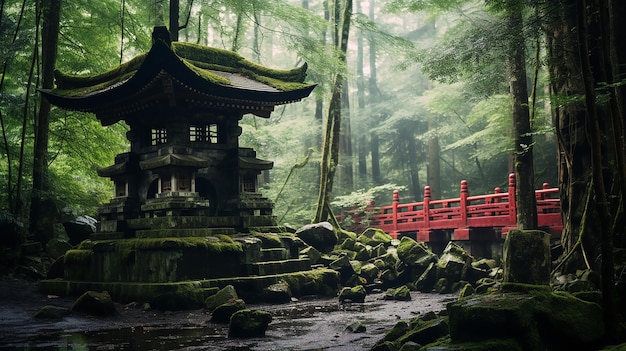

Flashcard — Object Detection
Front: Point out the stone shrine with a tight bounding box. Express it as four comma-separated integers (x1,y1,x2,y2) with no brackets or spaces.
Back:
39,27,338,305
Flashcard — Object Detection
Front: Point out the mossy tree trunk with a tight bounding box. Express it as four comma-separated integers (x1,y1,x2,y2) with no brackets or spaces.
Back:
314,0,352,223
545,0,623,342
504,0,537,230
30,0,61,243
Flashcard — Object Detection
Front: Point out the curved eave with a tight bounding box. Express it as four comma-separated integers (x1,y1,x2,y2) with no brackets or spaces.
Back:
239,156,273,171
40,40,316,117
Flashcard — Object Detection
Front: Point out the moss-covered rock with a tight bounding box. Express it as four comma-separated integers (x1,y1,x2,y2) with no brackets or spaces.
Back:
360,262,380,283
205,285,239,311
295,222,337,253
503,230,550,285
263,280,292,303
358,228,392,246
228,309,272,338
71,290,116,316
211,298,246,323
299,245,321,265
338,285,366,303
437,241,471,282
458,283,475,299
384,285,411,301
34,305,71,319
447,289,604,350
396,237,438,268
397,317,450,346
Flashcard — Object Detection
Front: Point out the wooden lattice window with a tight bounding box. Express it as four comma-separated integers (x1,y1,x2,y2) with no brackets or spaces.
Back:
241,175,256,193
115,181,127,197
189,124,218,143
151,128,167,146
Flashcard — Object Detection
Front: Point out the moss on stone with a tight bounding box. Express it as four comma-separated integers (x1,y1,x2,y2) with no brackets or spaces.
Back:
63,249,93,265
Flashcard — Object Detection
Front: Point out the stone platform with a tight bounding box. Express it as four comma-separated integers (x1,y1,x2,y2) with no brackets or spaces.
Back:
40,226,339,306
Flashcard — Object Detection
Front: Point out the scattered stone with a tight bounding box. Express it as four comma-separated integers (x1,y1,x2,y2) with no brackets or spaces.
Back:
458,283,475,299
396,237,438,268
357,228,392,246
45,238,72,259
34,305,71,319
299,246,321,265
398,341,423,351
433,277,449,294
371,341,398,351
46,256,64,279
228,309,272,338
436,241,471,283
295,222,337,253
397,317,449,346
338,285,366,303
384,285,411,301
415,262,437,292
360,262,380,283
263,280,292,303
211,299,246,323
346,321,366,333
71,291,116,316
205,285,239,311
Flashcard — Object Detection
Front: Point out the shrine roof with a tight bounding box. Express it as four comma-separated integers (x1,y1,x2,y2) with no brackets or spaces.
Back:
40,39,316,123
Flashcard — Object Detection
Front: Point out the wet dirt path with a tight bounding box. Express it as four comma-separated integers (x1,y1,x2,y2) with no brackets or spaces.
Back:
0,279,456,351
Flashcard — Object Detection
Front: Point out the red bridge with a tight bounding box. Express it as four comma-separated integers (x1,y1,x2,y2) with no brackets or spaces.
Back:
347,174,562,253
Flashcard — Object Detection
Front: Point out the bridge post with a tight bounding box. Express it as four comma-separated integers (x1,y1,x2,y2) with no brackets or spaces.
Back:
391,190,399,239
503,173,517,237
418,186,431,242
453,180,470,241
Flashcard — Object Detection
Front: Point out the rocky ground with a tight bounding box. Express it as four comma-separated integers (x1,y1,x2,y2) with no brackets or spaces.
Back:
0,278,457,351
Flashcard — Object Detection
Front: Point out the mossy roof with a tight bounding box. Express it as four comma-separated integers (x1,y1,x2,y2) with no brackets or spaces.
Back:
40,40,316,124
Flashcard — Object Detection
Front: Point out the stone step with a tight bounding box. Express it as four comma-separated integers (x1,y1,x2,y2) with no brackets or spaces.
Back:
246,258,311,276
261,248,289,261
90,232,125,240
135,228,236,238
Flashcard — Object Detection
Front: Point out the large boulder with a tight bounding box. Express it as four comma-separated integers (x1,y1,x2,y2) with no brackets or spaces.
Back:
447,284,605,350
71,291,116,316
228,309,273,338
63,215,97,246
295,222,337,253
503,230,551,285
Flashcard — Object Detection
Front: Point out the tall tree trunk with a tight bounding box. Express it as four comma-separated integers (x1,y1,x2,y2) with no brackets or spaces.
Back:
367,2,383,186
0,0,28,216
355,0,367,185
31,0,61,243
169,0,179,41
576,0,617,341
314,0,352,223
407,137,422,201
505,0,537,229
427,115,441,199
339,81,353,191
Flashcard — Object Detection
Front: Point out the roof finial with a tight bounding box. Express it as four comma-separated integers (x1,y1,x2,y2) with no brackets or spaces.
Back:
152,26,172,47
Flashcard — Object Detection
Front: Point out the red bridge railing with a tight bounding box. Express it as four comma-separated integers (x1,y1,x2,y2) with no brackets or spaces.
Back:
349,174,562,241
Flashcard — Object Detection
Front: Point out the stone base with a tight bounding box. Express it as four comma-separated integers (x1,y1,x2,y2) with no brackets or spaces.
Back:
39,268,339,304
